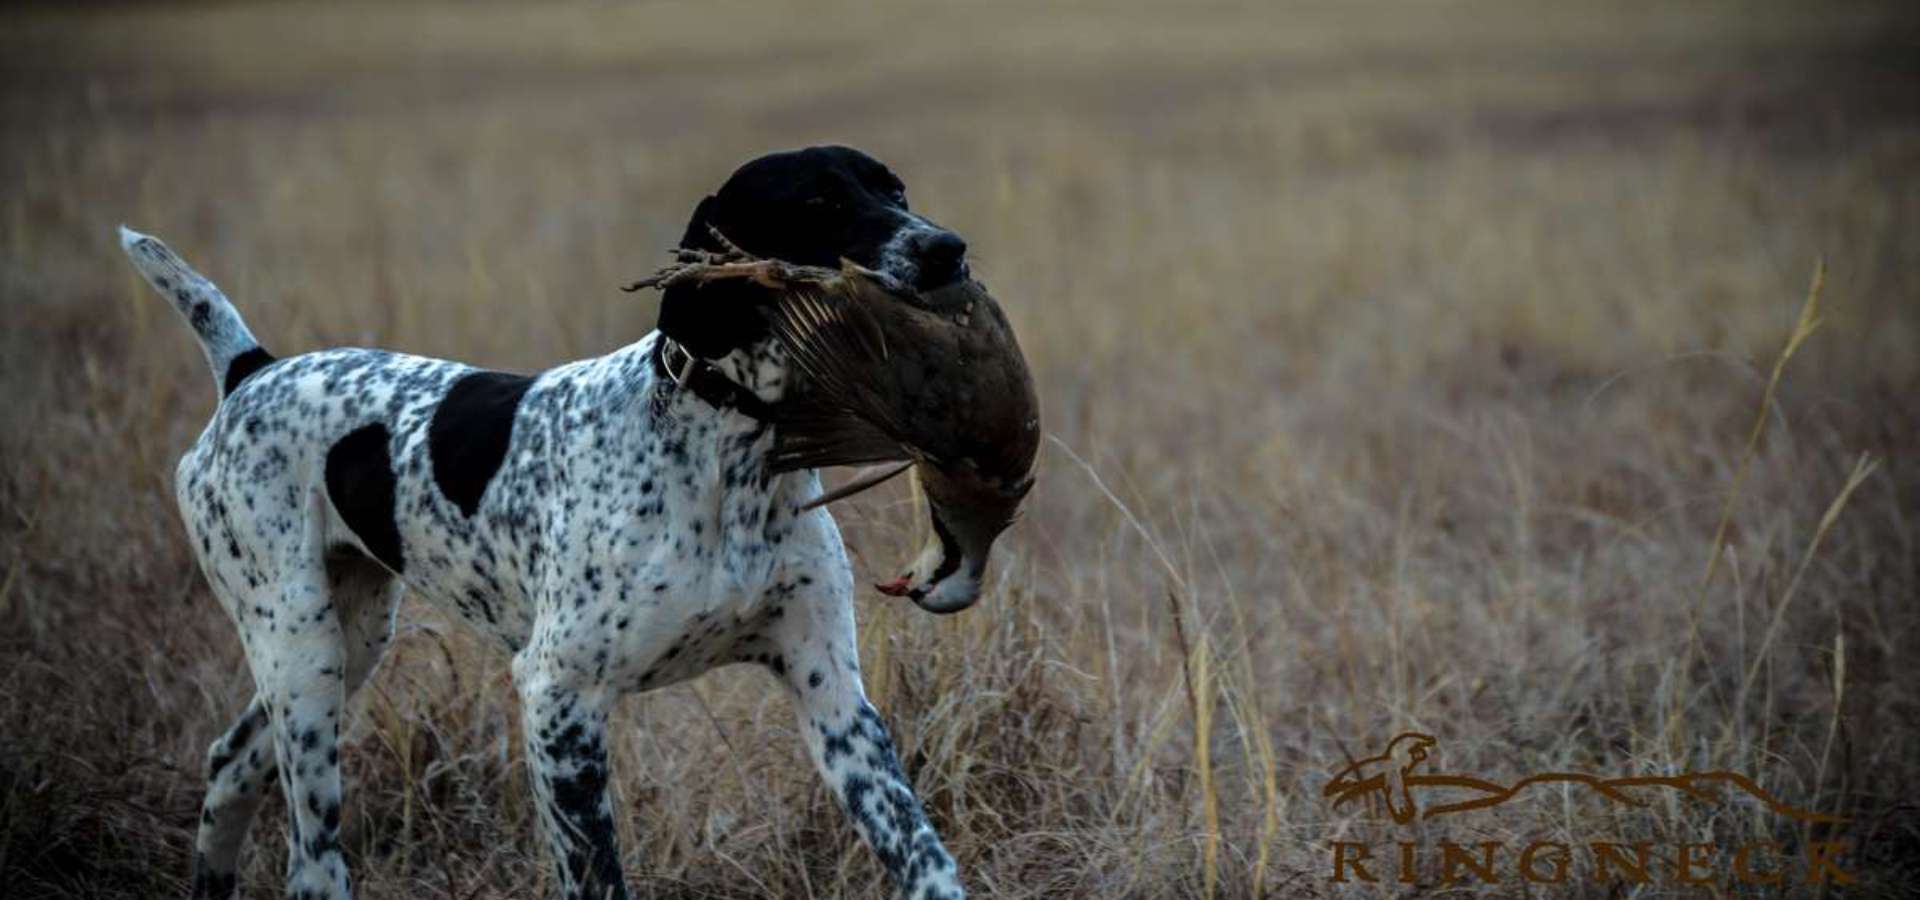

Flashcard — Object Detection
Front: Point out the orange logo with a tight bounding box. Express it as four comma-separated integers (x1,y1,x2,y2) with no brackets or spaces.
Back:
1324,732,1845,825
1322,733,1854,887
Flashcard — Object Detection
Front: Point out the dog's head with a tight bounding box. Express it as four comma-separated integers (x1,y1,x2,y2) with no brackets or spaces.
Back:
659,145,969,359
658,147,1035,616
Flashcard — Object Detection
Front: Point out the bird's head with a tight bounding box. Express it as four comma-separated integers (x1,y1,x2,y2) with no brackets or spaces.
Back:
768,275,1040,616
874,460,1034,614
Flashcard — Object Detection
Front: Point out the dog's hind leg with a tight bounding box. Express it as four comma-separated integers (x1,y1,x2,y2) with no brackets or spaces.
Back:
189,555,399,898
190,696,273,900
188,488,401,899
252,550,352,899
190,555,399,899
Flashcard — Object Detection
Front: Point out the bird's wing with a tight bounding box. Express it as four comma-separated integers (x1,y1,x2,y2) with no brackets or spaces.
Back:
766,285,913,472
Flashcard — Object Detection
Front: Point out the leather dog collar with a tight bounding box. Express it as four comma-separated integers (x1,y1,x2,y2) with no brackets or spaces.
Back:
652,338,778,423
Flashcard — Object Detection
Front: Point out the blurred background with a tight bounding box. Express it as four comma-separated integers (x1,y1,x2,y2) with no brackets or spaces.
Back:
2,2,1917,897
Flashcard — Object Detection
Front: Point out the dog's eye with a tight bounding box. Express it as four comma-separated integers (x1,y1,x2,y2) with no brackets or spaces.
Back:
806,182,849,209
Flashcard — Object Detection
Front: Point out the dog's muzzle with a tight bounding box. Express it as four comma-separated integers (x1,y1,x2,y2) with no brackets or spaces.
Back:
878,219,970,291
910,229,968,289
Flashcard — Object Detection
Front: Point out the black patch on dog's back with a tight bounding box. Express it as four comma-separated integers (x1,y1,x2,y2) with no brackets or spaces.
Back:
429,370,536,516
324,424,404,573
223,346,276,396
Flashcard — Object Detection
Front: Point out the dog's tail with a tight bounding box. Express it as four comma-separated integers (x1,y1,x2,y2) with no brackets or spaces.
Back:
118,226,275,400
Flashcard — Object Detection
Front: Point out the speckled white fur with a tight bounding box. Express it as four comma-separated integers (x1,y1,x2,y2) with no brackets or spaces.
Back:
121,228,964,900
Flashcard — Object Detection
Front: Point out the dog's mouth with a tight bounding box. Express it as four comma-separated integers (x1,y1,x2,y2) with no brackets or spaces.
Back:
914,259,971,292
865,258,970,295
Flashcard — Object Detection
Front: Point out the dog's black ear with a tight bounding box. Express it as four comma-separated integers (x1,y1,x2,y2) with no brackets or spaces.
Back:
658,195,772,358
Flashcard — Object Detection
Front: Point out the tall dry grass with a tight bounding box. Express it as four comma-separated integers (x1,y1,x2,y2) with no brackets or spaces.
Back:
2,1,1918,897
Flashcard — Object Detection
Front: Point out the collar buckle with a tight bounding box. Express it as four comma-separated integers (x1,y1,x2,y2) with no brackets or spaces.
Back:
660,339,698,388
653,337,778,423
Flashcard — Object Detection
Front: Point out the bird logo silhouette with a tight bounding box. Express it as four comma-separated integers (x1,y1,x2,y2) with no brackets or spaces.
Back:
1323,733,1843,824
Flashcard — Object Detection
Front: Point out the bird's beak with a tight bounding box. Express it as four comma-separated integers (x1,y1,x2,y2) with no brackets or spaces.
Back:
873,500,989,614
873,465,1023,614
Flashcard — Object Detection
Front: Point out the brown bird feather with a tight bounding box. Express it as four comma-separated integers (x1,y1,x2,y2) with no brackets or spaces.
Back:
625,242,1041,611
765,271,1040,504
626,243,1040,505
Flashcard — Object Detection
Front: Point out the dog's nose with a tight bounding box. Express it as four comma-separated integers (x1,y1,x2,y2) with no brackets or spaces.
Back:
913,230,968,287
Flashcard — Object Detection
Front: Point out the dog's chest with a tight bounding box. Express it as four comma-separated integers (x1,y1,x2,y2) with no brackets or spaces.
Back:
500,460,813,690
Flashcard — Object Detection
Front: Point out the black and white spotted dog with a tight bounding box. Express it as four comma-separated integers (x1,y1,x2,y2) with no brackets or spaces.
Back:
122,146,979,900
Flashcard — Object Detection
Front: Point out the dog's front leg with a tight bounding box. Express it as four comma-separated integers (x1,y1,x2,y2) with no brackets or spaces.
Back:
513,651,628,900
768,582,965,900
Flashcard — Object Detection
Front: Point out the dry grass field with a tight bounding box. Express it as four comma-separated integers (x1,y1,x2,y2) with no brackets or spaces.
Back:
4,1,1919,897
